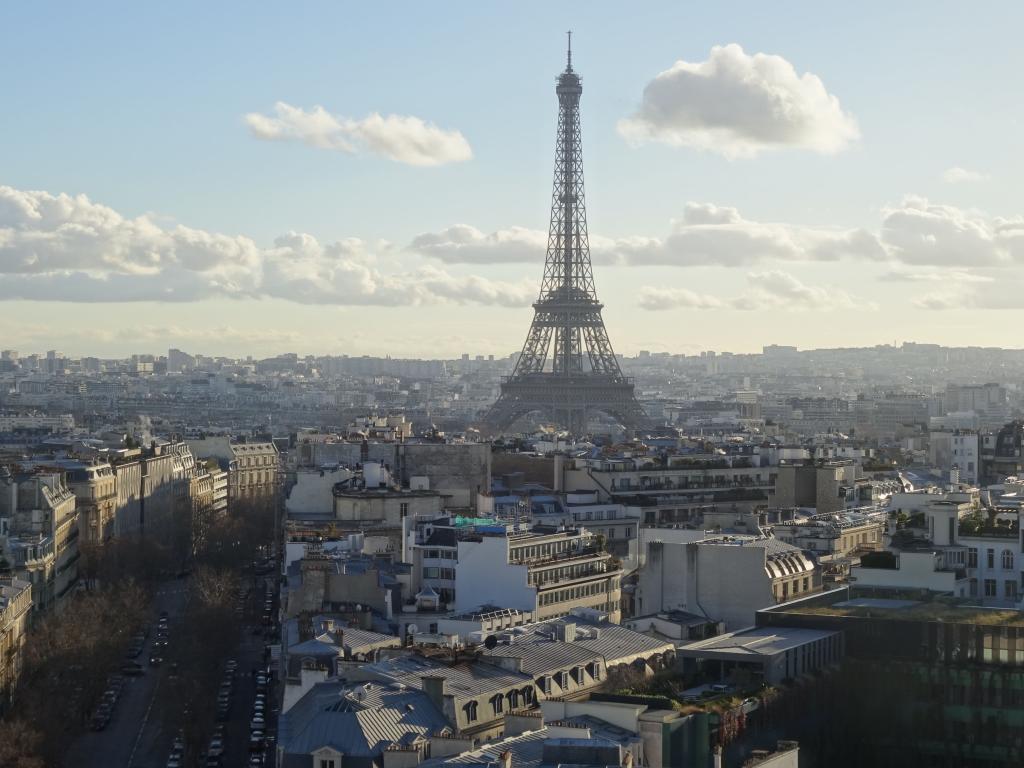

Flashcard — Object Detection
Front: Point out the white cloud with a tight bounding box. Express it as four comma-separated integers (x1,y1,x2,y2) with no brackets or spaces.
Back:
628,203,884,267
738,270,860,310
942,166,989,184
618,44,859,158
0,184,529,307
410,204,882,269
410,225,548,264
879,196,1011,266
638,271,864,312
637,287,723,311
244,102,472,166
879,268,994,284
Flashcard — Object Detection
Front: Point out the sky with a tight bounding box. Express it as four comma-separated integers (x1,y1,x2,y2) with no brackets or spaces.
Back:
2,1,1024,359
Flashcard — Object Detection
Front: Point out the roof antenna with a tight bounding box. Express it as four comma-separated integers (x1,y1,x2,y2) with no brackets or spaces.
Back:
566,30,573,72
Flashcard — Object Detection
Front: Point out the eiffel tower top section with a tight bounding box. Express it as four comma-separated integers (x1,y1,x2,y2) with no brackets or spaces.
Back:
538,31,598,305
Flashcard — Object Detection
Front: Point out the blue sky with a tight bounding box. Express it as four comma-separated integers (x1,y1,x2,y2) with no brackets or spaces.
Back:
2,2,1023,357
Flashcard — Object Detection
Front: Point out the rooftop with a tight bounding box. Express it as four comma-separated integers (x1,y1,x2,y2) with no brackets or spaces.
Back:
678,626,839,658
764,588,1024,626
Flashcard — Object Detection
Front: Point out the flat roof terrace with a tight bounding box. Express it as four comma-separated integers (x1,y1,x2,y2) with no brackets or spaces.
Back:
762,588,1024,627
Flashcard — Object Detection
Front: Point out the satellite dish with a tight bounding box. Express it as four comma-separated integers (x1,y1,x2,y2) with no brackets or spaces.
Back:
484,634,498,650
407,624,419,635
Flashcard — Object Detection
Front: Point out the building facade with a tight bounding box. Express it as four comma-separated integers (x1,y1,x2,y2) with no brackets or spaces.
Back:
637,536,821,631
455,526,623,623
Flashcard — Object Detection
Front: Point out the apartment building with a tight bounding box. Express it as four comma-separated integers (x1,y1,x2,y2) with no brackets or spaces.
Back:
187,436,280,506
0,576,32,705
0,469,80,612
455,525,623,623
929,430,980,484
637,536,821,631
862,488,1024,607
560,454,775,525
58,460,117,544
773,508,886,558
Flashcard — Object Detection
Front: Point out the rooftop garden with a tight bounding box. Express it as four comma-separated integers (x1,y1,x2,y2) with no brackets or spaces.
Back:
784,596,1024,627
958,510,1019,538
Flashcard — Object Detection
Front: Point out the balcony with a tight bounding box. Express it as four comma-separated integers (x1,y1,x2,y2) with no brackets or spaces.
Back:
533,562,621,589
514,546,607,567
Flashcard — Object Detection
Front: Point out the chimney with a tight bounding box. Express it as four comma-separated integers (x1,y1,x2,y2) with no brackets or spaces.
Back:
421,675,447,713
558,621,576,643
621,751,634,768
499,751,511,768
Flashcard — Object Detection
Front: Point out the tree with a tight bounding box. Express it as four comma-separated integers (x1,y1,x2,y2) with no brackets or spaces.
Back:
0,720,45,768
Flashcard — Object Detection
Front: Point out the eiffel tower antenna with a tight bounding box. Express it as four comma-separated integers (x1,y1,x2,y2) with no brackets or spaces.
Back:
484,36,646,436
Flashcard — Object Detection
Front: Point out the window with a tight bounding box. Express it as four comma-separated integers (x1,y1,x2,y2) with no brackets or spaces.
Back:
987,549,995,569
320,761,336,768
491,694,504,715
400,502,409,517
803,577,809,592
1002,550,1014,570
968,548,978,568
1006,580,1018,599
985,579,997,597
463,701,478,723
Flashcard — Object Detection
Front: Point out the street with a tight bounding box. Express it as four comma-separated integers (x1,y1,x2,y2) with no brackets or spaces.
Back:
63,571,278,768
64,580,189,768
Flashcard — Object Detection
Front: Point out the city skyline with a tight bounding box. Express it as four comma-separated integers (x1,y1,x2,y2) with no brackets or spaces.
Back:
3,2,1024,357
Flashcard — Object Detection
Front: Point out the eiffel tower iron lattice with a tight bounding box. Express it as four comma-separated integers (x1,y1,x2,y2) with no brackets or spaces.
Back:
485,35,646,435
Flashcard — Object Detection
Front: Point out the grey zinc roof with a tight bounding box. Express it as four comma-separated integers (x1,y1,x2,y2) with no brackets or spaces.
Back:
363,654,532,697
483,618,674,671
483,637,601,676
677,626,839,658
419,728,550,768
553,619,674,664
279,681,448,759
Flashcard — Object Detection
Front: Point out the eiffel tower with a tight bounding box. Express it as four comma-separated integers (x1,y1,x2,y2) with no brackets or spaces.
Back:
485,35,646,435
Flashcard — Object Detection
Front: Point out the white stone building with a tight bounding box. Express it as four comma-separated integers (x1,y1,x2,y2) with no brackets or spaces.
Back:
636,536,821,631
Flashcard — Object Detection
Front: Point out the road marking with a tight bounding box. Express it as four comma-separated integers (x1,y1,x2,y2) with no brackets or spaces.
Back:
126,669,161,768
